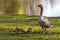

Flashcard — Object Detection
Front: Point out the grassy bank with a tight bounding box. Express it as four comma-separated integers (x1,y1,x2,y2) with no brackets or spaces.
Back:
0,14,60,40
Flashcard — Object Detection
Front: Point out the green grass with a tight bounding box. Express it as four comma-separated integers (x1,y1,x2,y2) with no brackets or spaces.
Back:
0,14,60,40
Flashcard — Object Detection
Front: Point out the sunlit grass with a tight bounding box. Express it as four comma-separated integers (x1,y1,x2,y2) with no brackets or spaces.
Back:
0,14,60,40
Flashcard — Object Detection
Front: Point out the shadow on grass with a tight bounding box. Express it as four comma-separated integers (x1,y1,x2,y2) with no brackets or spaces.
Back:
51,32,60,35
7,31,43,36
6,31,60,36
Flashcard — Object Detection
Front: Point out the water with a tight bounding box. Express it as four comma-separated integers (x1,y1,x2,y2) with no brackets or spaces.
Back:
41,0,60,17
52,0,60,17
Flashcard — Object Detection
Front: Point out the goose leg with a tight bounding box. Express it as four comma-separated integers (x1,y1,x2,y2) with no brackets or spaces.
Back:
42,28,45,34
45,28,51,34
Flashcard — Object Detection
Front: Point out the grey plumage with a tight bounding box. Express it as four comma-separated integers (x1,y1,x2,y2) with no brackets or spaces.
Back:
37,4,52,34
39,16,52,28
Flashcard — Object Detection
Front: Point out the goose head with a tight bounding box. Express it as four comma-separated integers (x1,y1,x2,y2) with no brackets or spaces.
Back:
36,4,43,8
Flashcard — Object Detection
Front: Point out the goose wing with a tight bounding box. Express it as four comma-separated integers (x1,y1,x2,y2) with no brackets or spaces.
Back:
42,18,52,26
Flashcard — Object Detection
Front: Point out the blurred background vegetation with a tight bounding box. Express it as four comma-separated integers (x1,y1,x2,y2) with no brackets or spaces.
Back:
0,0,54,15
